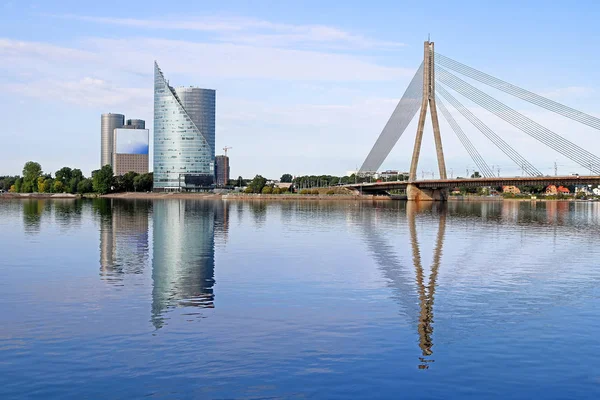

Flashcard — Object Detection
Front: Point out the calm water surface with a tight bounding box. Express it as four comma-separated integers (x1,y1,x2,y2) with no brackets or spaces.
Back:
0,199,599,399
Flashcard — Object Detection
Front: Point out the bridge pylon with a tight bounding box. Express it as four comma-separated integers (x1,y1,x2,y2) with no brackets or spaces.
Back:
407,41,448,201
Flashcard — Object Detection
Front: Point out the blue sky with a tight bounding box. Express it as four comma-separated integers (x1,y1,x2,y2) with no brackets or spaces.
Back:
1,0,599,178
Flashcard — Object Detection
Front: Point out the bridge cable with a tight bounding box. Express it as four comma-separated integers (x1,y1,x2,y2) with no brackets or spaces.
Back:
435,52,600,131
436,67,600,174
360,63,424,173
437,75,600,175
437,71,600,174
436,68,600,174
436,85,543,176
435,95,495,177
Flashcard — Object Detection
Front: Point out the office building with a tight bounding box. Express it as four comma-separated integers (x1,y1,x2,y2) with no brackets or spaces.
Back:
101,114,146,171
153,61,216,191
113,128,149,176
101,113,125,168
215,155,230,187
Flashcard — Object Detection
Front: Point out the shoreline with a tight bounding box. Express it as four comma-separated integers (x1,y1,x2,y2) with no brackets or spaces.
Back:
1,192,597,202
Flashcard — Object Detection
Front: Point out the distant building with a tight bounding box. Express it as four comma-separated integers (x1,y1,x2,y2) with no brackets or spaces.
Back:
113,128,149,176
557,186,570,194
153,62,216,191
101,114,146,172
593,188,600,196
214,155,230,187
101,113,125,168
575,185,592,194
546,185,558,195
502,186,521,194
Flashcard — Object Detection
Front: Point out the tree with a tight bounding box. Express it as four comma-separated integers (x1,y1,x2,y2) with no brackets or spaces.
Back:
122,171,138,192
55,167,73,184
22,161,42,193
77,178,93,194
14,178,22,193
37,177,48,193
471,171,481,179
92,165,114,194
262,186,273,194
133,173,153,192
53,180,65,193
280,173,293,183
67,169,84,193
248,175,267,193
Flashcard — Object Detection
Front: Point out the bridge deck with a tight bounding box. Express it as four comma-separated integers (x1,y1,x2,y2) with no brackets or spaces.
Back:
346,175,600,192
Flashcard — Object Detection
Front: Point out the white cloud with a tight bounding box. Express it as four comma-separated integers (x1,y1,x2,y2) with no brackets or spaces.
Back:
3,77,150,109
52,14,404,50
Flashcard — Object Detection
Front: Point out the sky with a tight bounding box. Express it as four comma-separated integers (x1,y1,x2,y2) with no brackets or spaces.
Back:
1,0,600,179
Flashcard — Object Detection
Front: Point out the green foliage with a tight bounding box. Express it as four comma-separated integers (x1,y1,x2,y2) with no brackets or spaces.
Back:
37,177,47,193
311,189,319,195
92,165,114,195
326,190,335,195
133,173,153,192
55,167,72,184
280,173,293,183
22,161,42,193
299,189,310,195
0,176,19,191
244,187,253,193
272,187,281,194
77,179,93,194
248,175,267,193
261,186,273,194
471,171,482,178
53,180,65,193
14,178,22,193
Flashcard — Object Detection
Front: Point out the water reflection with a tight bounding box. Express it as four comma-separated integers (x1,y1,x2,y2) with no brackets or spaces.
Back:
359,201,447,369
22,199,46,234
151,200,229,329
97,199,151,284
407,202,446,369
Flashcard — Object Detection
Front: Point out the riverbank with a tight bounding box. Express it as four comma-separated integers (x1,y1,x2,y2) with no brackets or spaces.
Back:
0,193,78,199
100,192,222,200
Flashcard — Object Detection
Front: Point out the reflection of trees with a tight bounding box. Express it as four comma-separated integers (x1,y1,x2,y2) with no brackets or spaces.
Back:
22,199,45,235
54,200,83,228
249,201,267,226
151,200,228,330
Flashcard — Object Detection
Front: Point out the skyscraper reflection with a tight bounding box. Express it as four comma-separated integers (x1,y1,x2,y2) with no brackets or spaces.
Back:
151,200,229,329
97,199,151,283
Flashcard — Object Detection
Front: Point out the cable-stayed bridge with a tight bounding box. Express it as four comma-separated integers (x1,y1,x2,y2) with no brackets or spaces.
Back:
346,41,600,200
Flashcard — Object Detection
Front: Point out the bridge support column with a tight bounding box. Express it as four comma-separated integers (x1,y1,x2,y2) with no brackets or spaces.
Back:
407,184,448,201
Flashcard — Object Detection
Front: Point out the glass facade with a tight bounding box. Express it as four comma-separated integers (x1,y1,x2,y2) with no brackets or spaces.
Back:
153,62,215,190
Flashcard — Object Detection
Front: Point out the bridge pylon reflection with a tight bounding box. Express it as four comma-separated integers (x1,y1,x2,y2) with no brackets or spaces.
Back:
407,202,447,369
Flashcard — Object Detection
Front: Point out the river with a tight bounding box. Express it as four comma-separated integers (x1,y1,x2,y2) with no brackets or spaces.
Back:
0,199,599,399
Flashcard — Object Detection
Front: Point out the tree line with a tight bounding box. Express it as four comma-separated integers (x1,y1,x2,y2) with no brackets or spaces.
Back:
0,162,153,195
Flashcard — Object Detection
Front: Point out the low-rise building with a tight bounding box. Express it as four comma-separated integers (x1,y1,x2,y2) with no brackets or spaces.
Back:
112,128,149,176
546,185,558,195
502,186,521,194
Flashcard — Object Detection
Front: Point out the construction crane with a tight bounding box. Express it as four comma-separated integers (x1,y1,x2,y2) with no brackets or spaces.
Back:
223,146,232,156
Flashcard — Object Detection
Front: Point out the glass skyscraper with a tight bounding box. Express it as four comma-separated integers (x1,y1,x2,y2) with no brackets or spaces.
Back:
153,62,216,190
